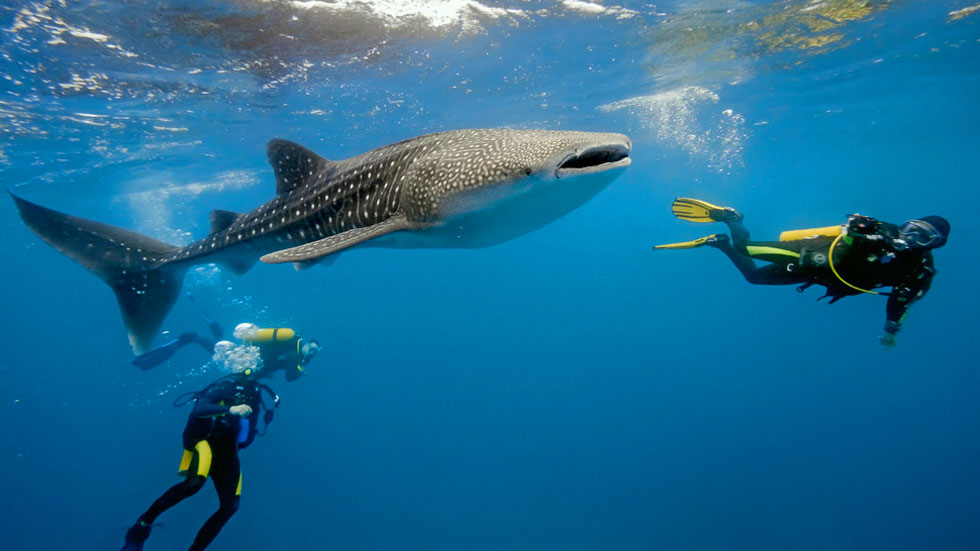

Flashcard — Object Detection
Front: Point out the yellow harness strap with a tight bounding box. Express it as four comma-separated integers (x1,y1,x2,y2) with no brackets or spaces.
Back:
295,338,305,372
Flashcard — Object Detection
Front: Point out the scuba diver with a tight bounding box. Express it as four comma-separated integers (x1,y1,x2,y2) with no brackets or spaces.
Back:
232,322,321,381
121,341,281,551
131,293,223,371
654,198,950,347
121,325,320,550
132,292,321,376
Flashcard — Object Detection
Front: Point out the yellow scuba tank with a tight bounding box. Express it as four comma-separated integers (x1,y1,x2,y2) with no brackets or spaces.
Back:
247,327,296,343
779,225,842,242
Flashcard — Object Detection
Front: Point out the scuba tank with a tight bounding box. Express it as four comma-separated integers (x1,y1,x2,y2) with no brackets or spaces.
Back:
778,224,840,270
779,225,841,242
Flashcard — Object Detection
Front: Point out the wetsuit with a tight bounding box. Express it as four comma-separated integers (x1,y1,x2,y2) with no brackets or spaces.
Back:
711,215,936,338
245,327,312,381
131,374,271,550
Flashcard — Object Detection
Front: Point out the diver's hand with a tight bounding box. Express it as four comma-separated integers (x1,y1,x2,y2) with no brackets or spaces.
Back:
879,321,901,348
229,404,253,416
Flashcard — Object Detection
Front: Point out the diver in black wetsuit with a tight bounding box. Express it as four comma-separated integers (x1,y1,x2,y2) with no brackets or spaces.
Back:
232,322,321,382
121,360,279,551
655,198,950,347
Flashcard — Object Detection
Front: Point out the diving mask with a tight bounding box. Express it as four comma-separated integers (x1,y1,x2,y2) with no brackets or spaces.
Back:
300,339,321,363
899,220,943,249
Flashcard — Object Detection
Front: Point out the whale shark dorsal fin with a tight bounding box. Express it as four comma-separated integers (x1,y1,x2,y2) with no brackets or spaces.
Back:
260,215,415,264
267,138,331,195
209,209,242,236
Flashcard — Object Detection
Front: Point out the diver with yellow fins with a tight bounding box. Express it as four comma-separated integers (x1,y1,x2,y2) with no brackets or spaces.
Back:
654,198,950,347
121,324,320,551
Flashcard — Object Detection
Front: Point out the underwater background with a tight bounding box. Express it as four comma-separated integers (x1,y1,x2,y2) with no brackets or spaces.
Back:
2,1,979,549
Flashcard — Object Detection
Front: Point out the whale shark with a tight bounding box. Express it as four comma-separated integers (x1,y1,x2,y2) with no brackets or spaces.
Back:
10,128,631,353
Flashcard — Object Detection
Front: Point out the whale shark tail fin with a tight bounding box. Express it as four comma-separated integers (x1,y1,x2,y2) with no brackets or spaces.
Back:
9,191,187,354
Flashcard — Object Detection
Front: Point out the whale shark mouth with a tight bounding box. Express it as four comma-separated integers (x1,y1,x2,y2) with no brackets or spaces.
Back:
555,143,632,178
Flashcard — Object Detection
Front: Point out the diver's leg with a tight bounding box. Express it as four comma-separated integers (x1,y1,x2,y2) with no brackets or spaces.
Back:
188,333,216,353
188,437,241,551
139,441,214,522
124,443,212,548
709,237,804,285
139,475,207,523
722,214,751,252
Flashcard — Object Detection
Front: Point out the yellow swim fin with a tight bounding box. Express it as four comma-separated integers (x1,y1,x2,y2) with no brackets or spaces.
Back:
671,197,740,223
653,234,725,250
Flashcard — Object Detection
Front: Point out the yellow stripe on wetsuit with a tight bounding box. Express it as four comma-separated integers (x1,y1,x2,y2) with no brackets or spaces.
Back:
179,449,193,474
745,245,800,259
176,442,242,496
177,440,214,478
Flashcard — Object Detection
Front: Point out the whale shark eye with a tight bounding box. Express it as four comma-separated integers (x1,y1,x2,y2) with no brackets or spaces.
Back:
524,168,532,175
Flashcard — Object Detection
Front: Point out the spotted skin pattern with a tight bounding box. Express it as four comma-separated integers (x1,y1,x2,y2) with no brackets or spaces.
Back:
10,128,630,352
170,129,629,267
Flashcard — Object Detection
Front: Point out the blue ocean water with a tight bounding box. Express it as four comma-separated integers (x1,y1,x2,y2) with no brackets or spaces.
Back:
1,1,979,549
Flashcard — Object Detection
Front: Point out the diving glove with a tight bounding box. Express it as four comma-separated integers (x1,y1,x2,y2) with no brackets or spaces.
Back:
229,404,253,416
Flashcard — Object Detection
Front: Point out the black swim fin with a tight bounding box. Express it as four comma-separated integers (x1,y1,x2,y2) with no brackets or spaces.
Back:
132,332,214,371
132,338,183,371
185,332,216,353
121,521,152,551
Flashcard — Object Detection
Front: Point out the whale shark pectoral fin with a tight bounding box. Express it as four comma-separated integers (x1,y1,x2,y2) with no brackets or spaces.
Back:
260,215,415,264
292,253,339,271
